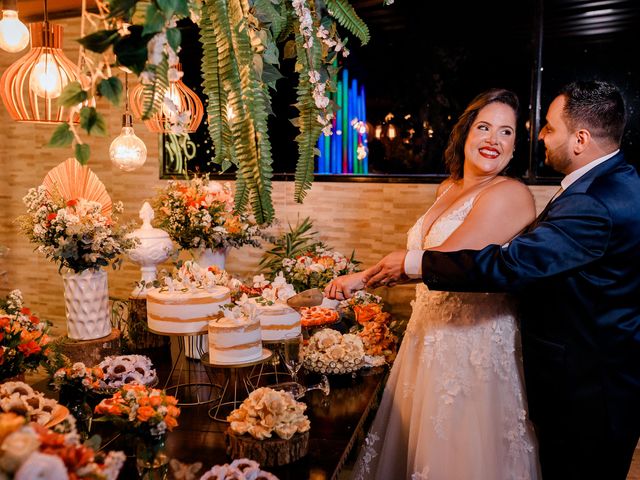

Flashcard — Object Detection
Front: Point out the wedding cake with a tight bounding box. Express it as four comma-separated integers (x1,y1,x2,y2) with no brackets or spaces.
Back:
146,261,231,334
208,306,262,364
248,273,301,341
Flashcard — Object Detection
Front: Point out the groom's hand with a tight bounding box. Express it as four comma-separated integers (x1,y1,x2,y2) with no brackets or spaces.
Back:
324,271,367,300
364,251,410,288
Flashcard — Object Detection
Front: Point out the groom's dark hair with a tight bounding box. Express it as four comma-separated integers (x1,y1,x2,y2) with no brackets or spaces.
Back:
559,80,626,146
445,88,519,180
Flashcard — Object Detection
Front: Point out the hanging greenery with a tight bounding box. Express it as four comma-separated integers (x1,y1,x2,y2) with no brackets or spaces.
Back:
52,0,373,224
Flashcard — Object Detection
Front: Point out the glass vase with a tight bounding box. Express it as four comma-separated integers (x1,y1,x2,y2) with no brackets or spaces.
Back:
136,434,169,480
58,386,92,439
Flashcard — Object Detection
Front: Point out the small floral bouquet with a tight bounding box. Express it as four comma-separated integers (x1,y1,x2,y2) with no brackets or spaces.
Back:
0,411,125,479
159,260,231,293
340,291,398,363
18,186,134,273
0,290,51,381
279,245,360,292
304,329,365,374
200,458,278,480
52,362,104,393
227,387,310,441
94,384,180,439
248,273,296,305
153,177,262,251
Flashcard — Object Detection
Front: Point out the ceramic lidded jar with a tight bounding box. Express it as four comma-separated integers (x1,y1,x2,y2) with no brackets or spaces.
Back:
127,202,174,297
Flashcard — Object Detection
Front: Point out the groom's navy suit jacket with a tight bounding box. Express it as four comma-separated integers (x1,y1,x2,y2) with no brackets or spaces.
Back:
421,152,640,442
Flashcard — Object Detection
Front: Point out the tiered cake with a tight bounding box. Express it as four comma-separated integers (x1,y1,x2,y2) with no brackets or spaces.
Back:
146,261,230,334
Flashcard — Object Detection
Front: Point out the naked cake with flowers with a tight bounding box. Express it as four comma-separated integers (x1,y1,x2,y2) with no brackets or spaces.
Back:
246,273,301,342
208,306,262,364
146,261,230,334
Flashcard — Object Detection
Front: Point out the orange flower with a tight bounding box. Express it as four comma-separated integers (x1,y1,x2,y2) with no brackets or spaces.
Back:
223,215,242,234
18,340,41,356
29,315,40,324
20,307,31,315
136,406,155,422
46,212,57,222
316,256,336,269
164,415,178,430
66,199,78,207
208,265,222,274
149,395,163,407
167,405,180,418
137,396,150,407
353,304,383,324
165,395,178,406
0,317,9,329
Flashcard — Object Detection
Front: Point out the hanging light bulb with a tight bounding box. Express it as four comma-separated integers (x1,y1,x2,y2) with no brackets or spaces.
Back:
0,6,29,53
29,52,63,98
110,74,147,172
110,114,147,172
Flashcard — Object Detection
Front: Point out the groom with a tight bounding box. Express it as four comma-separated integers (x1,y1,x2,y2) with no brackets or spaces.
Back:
350,81,639,479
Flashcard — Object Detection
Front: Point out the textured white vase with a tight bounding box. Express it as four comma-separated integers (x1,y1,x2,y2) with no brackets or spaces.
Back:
192,248,227,270
62,269,111,340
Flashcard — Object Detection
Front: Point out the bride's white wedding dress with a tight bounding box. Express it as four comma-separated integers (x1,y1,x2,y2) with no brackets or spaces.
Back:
352,195,539,480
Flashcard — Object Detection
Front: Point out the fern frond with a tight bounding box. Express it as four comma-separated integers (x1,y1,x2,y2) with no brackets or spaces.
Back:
293,22,323,203
325,0,370,45
141,55,169,119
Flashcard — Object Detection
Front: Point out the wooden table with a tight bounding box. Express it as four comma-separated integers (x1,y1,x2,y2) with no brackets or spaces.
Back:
96,346,388,480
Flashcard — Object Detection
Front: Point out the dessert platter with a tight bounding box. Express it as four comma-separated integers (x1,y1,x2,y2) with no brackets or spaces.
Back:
303,329,365,375
95,354,158,393
0,381,69,427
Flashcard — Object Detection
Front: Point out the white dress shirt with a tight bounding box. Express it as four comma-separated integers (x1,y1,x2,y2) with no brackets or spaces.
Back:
403,150,620,278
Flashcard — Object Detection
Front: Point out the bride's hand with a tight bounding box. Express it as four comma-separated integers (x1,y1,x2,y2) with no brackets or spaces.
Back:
324,271,368,300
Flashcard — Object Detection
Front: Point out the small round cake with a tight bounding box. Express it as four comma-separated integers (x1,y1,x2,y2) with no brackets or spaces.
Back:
253,303,301,341
146,286,230,334
208,312,262,364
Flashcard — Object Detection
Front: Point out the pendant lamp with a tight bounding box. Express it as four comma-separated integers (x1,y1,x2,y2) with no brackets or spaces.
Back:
129,64,203,133
0,0,79,123
110,73,147,172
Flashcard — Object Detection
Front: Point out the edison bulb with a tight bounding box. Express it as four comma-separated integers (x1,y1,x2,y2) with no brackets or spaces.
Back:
0,10,29,53
29,53,65,98
110,126,147,172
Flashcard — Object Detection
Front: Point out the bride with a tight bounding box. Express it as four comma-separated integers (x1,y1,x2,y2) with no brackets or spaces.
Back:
326,89,540,479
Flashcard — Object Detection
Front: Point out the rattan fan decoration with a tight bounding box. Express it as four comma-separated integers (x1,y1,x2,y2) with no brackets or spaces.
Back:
43,158,112,217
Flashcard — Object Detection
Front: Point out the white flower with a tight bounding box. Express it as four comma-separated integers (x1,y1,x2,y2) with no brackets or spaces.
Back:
308,70,321,84
14,452,68,480
147,32,167,65
0,427,41,473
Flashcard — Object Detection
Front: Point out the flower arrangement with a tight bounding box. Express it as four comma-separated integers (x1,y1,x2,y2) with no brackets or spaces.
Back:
280,244,360,292
340,291,398,363
248,273,296,305
18,186,134,273
0,290,51,381
52,362,104,394
227,387,310,441
200,458,278,480
153,178,261,252
0,411,125,479
94,384,180,439
159,260,232,293
304,329,365,374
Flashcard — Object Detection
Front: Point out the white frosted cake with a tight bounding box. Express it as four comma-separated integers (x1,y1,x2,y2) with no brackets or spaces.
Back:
147,286,230,334
146,260,231,334
246,272,300,341
208,308,262,364
253,303,301,341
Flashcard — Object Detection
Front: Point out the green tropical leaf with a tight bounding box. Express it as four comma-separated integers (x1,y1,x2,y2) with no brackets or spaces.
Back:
142,2,166,36
258,217,319,275
113,25,152,75
157,0,178,17
74,144,91,165
107,0,138,20
98,76,123,106
166,27,182,51
77,29,120,53
47,123,74,148
57,81,87,108
79,107,108,136
325,0,370,45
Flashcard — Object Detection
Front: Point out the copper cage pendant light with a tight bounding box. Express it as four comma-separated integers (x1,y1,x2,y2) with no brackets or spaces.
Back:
129,64,204,133
0,0,79,123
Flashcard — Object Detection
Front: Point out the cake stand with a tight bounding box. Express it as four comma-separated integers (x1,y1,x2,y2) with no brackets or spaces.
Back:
247,339,292,388
148,328,223,407
201,349,273,422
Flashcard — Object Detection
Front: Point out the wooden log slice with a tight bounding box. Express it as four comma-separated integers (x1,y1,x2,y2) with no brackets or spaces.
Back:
60,328,121,366
127,297,169,350
225,428,309,467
